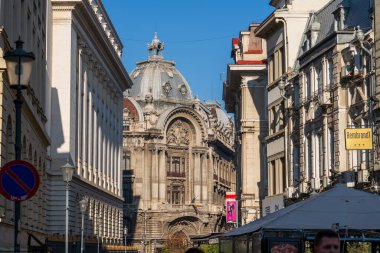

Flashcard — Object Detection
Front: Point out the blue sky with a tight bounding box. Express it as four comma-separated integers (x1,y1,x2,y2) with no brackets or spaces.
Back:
102,0,274,105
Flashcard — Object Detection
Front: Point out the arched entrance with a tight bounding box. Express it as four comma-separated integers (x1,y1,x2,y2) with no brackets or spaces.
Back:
166,231,188,253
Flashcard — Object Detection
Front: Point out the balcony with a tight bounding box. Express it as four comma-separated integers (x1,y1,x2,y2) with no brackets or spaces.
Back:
167,171,186,178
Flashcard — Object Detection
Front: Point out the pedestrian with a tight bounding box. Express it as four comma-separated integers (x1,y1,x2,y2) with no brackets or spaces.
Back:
184,247,204,253
314,230,340,253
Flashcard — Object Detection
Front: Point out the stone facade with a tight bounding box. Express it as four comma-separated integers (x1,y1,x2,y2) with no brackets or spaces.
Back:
255,0,331,215
223,24,267,224
255,0,376,213
293,0,373,196
0,1,51,251
47,0,132,249
375,0,380,171
123,34,235,253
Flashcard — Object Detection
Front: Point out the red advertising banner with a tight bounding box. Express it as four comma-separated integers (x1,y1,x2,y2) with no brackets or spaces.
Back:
226,199,237,223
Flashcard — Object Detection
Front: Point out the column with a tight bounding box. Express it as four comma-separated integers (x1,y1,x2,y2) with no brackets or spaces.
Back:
201,153,208,202
158,148,166,203
151,147,159,204
193,151,201,199
77,46,83,176
144,146,152,206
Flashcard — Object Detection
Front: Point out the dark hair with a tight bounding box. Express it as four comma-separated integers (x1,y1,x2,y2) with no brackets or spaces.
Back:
314,230,339,247
185,248,204,253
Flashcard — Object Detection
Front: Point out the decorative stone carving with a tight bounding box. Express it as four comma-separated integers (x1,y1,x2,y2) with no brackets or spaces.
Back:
167,120,190,146
178,84,188,96
162,81,172,95
143,93,158,127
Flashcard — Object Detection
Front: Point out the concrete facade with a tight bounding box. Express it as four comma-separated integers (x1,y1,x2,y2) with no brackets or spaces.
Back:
0,0,51,251
47,0,132,249
223,24,267,224
123,34,236,253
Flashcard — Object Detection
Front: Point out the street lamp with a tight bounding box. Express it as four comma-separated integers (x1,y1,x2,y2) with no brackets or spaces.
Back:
123,226,128,253
61,161,75,253
96,214,101,253
79,197,88,253
3,37,35,253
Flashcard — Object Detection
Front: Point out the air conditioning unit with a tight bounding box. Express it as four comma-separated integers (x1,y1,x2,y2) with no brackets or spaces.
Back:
322,176,330,188
318,90,331,106
343,171,356,187
357,169,370,183
285,186,295,198
311,178,321,190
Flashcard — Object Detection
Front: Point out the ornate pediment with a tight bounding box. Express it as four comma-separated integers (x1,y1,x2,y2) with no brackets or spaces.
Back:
167,120,190,146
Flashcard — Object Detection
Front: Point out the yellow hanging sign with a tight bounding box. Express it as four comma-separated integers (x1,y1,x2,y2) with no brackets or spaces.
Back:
345,128,373,150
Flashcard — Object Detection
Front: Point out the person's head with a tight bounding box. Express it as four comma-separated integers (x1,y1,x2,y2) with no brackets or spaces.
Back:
314,230,340,253
185,247,204,253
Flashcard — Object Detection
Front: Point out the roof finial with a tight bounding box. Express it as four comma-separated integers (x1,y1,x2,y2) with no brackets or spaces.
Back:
147,32,164,60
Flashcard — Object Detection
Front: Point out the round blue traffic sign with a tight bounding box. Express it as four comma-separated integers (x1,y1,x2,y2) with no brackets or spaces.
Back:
0,160,40,202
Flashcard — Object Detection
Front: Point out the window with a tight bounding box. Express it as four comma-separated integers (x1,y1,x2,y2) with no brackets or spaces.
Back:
268,46,285,84
122,152,130,171
293,145,300,184
315,65,323,93
318,134,324,177
281,158,286,193
167,185,185,205
123,116,130,131
270,160,276,195
167,156,186,177
279,102,285,131
270,106,276,134
305,72,311,100
329,128,334,173
327,59,334,89
307,136,312,181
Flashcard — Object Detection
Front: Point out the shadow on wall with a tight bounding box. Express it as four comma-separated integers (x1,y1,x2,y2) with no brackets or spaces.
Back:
248,79,268,202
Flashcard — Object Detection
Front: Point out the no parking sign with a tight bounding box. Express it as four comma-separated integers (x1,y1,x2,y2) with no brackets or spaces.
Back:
0,160,40,202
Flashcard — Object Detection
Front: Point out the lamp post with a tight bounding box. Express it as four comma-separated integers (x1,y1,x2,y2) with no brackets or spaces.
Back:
96,214,101,253
61,162,75,253
123,226,128,253
79,197,88,253
3,37,35,253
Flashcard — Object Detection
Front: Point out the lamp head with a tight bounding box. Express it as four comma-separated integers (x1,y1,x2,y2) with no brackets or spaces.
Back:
61,161,75,183
79,197,88,213
3,38,35,88
278,78,286,91
355,26,365,42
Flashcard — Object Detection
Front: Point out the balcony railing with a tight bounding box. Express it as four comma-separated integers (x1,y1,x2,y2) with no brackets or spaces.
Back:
167,171,186,178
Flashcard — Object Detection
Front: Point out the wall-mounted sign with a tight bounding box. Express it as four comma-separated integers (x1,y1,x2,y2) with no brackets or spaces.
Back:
226,191,237,223
226,200,237,223
345,128,373,150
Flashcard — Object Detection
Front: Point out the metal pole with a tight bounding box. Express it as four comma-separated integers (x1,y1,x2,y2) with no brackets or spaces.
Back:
14,86,22,253
65,182,69,253
124,234,126,253
144,211,147,253
81,211,84,253
97,235,99,253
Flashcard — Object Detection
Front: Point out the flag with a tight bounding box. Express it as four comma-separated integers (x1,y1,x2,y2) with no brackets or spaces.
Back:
191,196,199,215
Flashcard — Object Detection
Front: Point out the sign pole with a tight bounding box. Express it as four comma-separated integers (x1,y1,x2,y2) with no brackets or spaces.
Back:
14,85,23,253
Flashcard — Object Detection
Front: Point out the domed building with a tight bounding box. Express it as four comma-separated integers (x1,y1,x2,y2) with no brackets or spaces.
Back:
122,33,236,252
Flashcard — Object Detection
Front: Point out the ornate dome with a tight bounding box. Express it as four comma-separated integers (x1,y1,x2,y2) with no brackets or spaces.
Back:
129,33,193,102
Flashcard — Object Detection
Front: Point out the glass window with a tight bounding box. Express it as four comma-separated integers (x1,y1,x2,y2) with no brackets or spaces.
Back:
315,65,323,93
306,72,311,100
